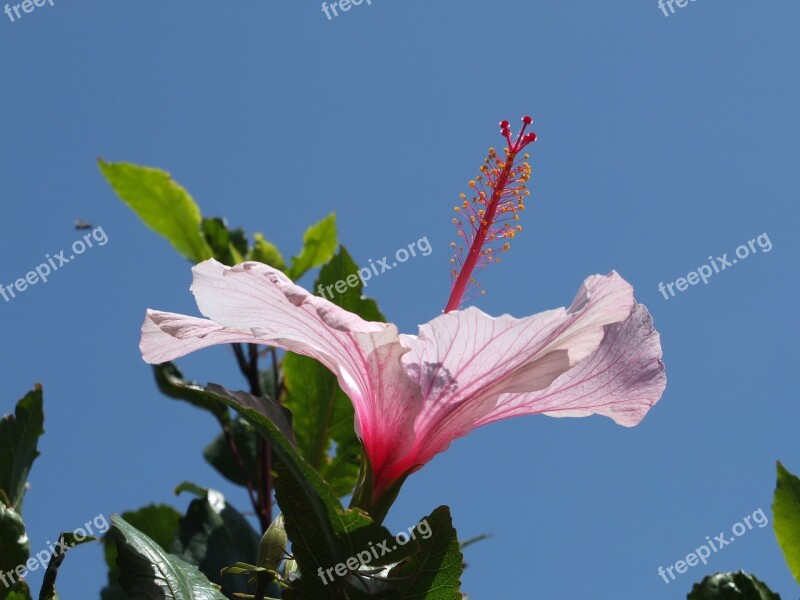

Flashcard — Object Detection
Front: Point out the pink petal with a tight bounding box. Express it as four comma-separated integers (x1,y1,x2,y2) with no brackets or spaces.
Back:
374,272,638,488
143,260,387,374
141,310,263,364
141,260,422,470
475,303,666,427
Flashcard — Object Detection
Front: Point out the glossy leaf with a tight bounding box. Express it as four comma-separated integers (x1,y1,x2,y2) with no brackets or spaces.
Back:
687,571,780,599
773,461,800,584
287,213,337,280
39,532,96,600
173,488,260,596
193,384,411,599
0,386,44,514
389,506,464,599
0,503,29,600
108,515,225,600
101,504,182,600
98,160,214,262
153,363,230,427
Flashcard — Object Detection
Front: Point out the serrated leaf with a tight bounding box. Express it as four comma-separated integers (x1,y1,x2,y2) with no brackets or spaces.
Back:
0,386,44,514
0,503,29,600
203,418,259,488
250,233,287,272
287,213,337,281
389,506,463,599
101,504,182,600
173,488,260,596
109,515,225,600
687,571,780,599
153,363,230,427
284,246,384,497
773,461,800,584
98,160,213,262
39,532,96,600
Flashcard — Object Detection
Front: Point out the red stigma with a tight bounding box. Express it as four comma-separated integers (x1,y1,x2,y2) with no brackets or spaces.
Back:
446,117,537,313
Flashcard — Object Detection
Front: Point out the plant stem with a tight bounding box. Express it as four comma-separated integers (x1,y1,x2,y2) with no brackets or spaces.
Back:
231,343,272,533
246,343,273,533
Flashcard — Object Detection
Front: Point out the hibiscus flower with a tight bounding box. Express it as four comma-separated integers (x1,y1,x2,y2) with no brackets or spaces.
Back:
140,117,666,515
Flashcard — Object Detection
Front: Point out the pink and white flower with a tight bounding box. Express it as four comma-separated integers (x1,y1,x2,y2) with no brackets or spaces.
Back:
140,116,666,504
141,260,665,500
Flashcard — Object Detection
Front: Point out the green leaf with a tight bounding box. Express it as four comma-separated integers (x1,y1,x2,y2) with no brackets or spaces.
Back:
284,246,385,497
192,384,412,599
203,418,259,488
98,160,214,262
773,461,800,584
153,363,230,427
250,233,287,272
108,515,226,600
282,354,360,497
39,532,96,600
0,503,29,600
3,582,31,600
389,506,464,599
687,571,780,599
0,386,44,515
313,245,386,322
201,217,248,266
101,504,182,600
287,213,337,281
173,488,260,596
174,481,208,498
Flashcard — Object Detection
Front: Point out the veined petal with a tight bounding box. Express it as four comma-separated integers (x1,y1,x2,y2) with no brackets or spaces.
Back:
373,272,637,489
399,272,633,412
475,304,666,427
190,260,386,337
141,259,422,476
141,310,262,364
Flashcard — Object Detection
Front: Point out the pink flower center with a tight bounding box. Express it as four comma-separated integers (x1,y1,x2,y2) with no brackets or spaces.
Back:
445,117,537,313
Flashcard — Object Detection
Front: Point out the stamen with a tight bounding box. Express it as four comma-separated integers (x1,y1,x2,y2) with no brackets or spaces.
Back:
445,116,536,313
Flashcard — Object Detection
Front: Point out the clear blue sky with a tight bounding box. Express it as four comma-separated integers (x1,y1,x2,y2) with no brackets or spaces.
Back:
1,1,798,598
